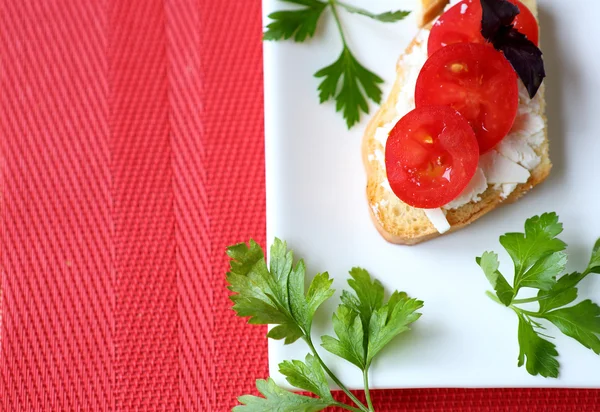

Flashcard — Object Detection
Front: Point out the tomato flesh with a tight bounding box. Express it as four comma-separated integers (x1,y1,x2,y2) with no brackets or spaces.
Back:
385,106,479,209
428,0,539,57
415,43,519,154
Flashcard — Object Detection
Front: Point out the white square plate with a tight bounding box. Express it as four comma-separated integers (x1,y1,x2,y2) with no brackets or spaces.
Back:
264,0,600,389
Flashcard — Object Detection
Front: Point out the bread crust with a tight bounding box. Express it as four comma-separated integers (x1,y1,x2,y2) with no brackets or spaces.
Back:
362,0,550,245
418,0,450,27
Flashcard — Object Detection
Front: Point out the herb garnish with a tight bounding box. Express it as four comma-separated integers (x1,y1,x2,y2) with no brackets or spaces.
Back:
228,239,423,411
478,213,600,378
480,0,545,98
264,1,411,129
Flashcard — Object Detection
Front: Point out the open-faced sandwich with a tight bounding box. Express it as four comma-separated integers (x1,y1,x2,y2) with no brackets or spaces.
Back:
363,0,548,244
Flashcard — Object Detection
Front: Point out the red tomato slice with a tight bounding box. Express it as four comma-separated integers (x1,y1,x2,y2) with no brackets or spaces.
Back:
415,43,519,154
428,0,539,56
385,106,479,209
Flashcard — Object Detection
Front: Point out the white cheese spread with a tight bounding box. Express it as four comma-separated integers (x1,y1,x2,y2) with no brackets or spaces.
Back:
372,29,545,233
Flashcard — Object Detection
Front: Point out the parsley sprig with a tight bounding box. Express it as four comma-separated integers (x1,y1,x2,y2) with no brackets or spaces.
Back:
264,0,411,129
228,239,423,411
478,213,600,378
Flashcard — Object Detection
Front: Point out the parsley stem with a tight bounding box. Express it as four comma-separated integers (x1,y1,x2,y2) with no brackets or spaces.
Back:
305,336,369,412
513,296,544,305
516,307,544,318
328,0,348,47
335,403,364,412
363,369,375,411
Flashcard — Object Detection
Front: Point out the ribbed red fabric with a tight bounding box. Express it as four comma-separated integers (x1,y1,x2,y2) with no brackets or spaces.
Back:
0,0,598,410
109,0,179,409
1,1,113,409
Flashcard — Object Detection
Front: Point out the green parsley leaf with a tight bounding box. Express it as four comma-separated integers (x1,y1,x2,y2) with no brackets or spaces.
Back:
516,313,560,378
477,252,515,306
499,212,567,292
519,252,567,290
367,291,423,365
538,287,578,314
537,272,581,313
263,0,328,42
321,305,365,369
358,10,411,23
288,261,337,334
234,378,333,412
588,238,600,274
337,2,411,23
268,323,305,344
227,240,299,336
538,239,600,313
305,271,337,330
342,267,384,331
322,268,423,370
279,354,334,401
227,239,334,344
315,47,384,128
230,242,424,412
543,300,600,355
479,213,600,378
263,0,413,128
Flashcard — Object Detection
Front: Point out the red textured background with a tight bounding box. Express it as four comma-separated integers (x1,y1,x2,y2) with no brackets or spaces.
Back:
0,0,598,410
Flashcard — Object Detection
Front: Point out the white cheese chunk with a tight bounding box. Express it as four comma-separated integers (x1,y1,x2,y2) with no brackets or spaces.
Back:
519,83,544,113
497,107,544,170
501,183,518,199
381,180,392,192
497,134,542,170
443,168,487,210
423,209,451,234
480,151,530,184
374,149,385,166
371,203,379,216
394,41,428,122
374,118,399,149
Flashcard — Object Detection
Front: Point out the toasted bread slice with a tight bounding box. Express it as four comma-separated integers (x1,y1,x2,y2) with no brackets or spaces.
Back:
418,0,450,27
362,0,550,245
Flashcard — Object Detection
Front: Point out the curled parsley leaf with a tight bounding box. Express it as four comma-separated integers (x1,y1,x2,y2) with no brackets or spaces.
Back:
264,0,410,128
478,213,600,378
228,240,423,412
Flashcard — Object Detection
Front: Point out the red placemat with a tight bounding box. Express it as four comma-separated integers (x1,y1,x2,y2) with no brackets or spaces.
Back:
0,0,598,410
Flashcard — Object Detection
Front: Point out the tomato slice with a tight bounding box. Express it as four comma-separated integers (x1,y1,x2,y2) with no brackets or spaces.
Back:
415,43,518,154
385,106,479,209
428,0,539,56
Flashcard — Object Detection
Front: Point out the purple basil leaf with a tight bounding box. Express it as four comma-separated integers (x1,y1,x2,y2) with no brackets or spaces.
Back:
493,27,546,99
480,0,520,40
480,0,545,98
